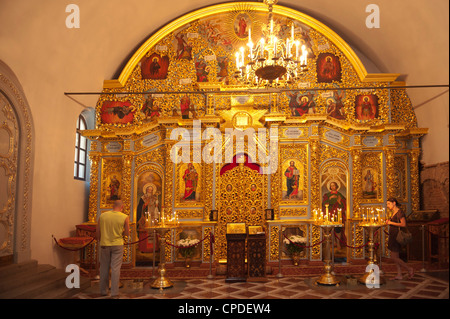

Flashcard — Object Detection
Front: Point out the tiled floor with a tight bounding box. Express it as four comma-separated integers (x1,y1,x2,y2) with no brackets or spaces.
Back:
73,270,449,300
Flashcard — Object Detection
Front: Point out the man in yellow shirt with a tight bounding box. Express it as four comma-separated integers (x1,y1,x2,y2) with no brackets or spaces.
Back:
96,200,130,298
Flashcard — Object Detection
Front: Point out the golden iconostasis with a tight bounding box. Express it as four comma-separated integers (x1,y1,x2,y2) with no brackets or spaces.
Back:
82,2,427,266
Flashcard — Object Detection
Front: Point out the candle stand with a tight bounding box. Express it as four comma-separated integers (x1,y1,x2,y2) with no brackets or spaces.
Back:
357,222,387,286
146,216,179,290
314,222,343,286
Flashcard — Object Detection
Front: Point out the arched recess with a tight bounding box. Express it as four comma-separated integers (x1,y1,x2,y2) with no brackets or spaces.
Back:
0,60,34,264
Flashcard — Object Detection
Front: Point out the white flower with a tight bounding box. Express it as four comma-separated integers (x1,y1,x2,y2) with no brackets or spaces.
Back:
177,238,200,247
284,235,307,244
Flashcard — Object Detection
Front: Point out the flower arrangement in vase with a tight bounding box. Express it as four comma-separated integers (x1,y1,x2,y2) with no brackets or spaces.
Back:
283,235,307,266
177,238,200,268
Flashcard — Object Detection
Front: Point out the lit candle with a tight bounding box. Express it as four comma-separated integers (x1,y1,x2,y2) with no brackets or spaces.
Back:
273,37,277,57
240,47,245,66
248,41,253,59
260,38,265,57
295,40,299,60
236,52,240,68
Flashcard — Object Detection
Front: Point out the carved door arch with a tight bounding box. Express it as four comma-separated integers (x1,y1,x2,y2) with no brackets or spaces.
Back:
0,61,34,264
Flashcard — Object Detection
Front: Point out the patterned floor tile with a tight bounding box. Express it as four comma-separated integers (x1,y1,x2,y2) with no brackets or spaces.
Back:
72,269,449,300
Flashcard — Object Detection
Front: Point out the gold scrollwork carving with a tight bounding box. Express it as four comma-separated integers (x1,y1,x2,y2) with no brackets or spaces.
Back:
351,148,363,218
393,154,408,203
279,207,308,217
408,149,421,212
88,154,100,222
270,225,279,261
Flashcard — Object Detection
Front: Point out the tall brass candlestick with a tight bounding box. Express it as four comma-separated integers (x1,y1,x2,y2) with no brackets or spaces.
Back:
358,223,387,286
315,223,342,286
150,226,175,289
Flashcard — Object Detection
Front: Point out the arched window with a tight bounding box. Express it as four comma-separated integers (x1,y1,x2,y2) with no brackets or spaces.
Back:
74,115,88,180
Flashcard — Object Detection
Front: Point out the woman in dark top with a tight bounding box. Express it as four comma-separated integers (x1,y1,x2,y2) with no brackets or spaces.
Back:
386,198,414,280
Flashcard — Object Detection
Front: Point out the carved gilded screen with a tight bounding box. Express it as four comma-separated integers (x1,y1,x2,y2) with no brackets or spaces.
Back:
216,163,266,260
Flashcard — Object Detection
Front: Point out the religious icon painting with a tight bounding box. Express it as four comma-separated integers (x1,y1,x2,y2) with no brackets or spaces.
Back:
325,91,346,120
316,53,341,83
173,31,193,60
320,164,347,219
179,94,196,119
100,158,123,208
135,170,163,228
226,184,233,192
140,53,169,79
216,56,230,84
134,169,163,265
100,100,135,125
286,91,316,117
355,94,379,121
179,163,201,203
108,174,121,201
141,95,161,122
234,13,251,39
194,55,210,83
362,167,378,199
101,171,123,208
282,159,304,201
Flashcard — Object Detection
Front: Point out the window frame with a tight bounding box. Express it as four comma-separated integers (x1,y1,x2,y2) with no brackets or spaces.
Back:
74,115,88,181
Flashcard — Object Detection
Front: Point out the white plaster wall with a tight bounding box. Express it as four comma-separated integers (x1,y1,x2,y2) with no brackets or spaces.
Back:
0,0,447,267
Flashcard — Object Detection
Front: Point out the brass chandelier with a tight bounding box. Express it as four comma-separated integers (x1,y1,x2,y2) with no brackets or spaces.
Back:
234,0,309,87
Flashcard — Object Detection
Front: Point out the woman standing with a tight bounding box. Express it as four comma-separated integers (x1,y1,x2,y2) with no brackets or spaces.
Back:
386,198,414,280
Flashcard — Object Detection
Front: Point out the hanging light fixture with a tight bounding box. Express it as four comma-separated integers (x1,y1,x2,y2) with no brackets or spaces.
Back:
234,0,309,87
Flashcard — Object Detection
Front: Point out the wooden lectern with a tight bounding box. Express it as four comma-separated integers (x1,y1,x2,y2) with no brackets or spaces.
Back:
225,223,247,283
247,227,266,281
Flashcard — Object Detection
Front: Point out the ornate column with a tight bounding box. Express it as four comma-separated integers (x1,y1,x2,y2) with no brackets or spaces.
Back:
309,136,320,210
351,146,363,218
164,139,175,219
88,153,101,223
309,133,321,260
350,145,363,259
384,147,396,201
408,147,421,212
121,152,133,216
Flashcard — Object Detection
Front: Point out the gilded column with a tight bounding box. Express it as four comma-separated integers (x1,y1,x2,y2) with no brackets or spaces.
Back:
350,143,363,259
88,154,100,223
121,153,133,216
309,134,321,260
408,147,421,212
384,147,396,201
351,147,363,218
164,140,175,219
309,138,320,210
